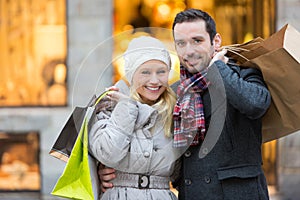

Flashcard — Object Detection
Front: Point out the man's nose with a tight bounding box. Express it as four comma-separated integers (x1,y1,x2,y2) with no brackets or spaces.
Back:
184,42,196,56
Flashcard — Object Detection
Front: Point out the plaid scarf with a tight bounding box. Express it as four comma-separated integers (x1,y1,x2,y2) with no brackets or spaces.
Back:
173,66,209,147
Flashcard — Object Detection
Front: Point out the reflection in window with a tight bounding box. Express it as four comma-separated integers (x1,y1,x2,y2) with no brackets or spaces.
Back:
0,0,67,106
0,132,40,191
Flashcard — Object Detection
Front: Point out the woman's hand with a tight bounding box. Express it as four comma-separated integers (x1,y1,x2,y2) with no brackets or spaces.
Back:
106,86,130,102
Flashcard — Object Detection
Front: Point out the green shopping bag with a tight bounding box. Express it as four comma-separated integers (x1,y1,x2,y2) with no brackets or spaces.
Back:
51,107,95,199
51,91,111,200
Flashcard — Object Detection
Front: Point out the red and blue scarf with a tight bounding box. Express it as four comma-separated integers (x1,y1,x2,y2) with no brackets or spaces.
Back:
173,66,209,147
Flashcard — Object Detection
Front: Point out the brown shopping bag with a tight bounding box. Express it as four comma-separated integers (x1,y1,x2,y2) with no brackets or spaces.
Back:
249,24,300,142
225,24,300,143
225,37,265,65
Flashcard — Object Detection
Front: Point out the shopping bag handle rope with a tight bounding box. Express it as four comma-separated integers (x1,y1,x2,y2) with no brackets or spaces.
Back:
94,90,111,106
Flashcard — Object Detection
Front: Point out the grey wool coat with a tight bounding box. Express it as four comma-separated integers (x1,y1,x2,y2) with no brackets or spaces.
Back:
89,81,179,200
173,60,271,200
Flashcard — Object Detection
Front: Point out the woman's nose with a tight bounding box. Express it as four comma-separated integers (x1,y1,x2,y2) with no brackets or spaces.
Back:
149,74,159,83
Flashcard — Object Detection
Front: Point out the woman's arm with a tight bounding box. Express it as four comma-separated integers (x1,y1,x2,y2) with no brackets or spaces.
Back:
89,98,138,168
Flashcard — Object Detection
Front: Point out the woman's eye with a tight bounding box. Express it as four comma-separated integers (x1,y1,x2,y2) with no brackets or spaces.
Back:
141,71,150,75
157,70,166,74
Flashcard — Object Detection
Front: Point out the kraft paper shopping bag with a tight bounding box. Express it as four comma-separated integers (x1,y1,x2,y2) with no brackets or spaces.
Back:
225,24,300,143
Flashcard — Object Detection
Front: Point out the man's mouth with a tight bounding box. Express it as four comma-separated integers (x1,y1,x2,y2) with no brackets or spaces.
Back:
185,61,198,68
184,58,200,67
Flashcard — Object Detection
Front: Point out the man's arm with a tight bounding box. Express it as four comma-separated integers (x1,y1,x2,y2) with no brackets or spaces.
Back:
207,49,271,119
208,60,271,119
98,163,116,192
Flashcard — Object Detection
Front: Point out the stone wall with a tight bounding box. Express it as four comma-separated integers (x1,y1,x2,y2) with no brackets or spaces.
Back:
277,0,300,29
277,0,300,198
45,0,113,195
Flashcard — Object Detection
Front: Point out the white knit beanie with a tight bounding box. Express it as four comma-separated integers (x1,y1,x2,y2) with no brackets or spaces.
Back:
124,36,171,84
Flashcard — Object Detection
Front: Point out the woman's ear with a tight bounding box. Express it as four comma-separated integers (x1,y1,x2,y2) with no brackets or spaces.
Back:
213,33,222,50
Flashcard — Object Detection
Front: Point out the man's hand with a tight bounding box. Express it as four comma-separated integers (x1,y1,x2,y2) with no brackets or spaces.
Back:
98,163,116,192
209,49,229,67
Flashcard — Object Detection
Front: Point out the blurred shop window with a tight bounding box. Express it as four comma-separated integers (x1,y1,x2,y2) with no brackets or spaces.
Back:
113,0,186,84
213,0,276,45
0,132,40,191
130,2,151,34
112,0,275,84
0,0,67,107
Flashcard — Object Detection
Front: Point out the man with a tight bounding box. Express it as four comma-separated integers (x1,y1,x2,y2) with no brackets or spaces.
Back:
99,8,271,200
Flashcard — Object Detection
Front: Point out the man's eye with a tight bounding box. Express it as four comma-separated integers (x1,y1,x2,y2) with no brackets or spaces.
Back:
176,41,186,47
193,39,202,44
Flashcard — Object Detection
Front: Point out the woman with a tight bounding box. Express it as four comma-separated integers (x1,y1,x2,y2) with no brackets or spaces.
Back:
89,36,179,200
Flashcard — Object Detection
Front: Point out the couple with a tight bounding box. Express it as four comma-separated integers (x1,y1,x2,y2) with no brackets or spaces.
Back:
89,9,271,200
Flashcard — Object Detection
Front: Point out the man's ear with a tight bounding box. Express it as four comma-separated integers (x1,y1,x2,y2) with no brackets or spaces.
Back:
213,33,222,50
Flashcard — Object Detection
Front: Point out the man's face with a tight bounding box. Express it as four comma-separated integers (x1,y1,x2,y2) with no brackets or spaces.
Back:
174,20,220,74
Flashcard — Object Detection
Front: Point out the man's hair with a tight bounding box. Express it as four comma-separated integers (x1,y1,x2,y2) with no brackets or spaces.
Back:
172,9,217,44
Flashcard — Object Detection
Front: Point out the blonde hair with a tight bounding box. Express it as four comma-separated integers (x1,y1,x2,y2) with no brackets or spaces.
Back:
130,86,176,137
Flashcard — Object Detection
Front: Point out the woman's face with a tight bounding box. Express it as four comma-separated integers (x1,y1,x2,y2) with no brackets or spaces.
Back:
132,60,169,105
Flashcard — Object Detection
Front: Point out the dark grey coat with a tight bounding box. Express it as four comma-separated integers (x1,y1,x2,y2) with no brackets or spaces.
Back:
173,61,271,200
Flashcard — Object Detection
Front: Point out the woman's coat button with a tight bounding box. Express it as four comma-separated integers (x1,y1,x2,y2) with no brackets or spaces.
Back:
143,151,150,158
